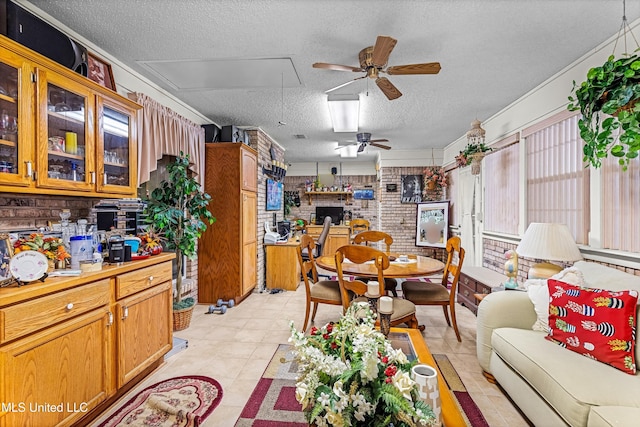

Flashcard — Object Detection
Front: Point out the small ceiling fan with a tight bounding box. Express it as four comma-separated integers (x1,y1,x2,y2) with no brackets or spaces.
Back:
313,35,441,100
336,132,391,153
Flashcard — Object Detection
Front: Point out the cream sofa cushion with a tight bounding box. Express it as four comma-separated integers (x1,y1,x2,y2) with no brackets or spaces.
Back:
492,327,640,427
588,406,640,427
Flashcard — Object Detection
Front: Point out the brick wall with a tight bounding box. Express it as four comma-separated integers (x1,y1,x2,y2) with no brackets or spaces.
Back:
0,193,96,231
482,237,640,279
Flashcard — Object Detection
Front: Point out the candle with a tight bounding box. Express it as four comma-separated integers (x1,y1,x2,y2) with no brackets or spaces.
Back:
65,132,78,155
367,281,380,297
379,296,393,313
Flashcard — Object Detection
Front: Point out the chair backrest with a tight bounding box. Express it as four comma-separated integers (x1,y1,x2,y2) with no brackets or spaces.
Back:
353,230,393,253
441,236,465,298
297,234,319,290
335,245,389,312
349,218,370,235
316,215,333,256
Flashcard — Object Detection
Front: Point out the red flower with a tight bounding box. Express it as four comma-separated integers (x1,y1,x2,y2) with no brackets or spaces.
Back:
385,377,392,383
310,327,318,335
330,342,337,349
384,365,397,377
326,323,334,333
322,333,330,340
381,356,389,364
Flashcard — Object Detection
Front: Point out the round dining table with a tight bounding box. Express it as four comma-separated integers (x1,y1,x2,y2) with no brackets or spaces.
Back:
315,253,445,279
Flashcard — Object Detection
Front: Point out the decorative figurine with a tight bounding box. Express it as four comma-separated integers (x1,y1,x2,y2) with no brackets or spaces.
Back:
504,250,519,289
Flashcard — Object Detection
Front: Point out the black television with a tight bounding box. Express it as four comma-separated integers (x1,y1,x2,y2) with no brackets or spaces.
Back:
315,206,344,225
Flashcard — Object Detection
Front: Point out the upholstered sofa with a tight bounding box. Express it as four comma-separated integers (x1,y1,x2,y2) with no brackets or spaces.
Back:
476,261,640,427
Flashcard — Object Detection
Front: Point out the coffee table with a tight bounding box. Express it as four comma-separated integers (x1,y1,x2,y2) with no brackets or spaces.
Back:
388,327,467,427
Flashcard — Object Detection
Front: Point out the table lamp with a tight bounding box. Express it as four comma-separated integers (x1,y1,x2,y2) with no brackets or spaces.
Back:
516,223,583,279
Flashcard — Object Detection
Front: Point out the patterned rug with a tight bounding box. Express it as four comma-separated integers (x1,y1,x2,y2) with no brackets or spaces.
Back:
235,344,488,427
97,376,222,427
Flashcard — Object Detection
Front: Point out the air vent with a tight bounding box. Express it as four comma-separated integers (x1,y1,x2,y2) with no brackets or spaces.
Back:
293,134,307,139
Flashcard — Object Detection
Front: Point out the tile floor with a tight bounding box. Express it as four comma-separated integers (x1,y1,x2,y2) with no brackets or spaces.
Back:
91,286,531,426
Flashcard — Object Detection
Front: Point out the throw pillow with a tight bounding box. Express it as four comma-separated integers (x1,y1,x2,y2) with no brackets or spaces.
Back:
546,279,638,374
525,268,586,332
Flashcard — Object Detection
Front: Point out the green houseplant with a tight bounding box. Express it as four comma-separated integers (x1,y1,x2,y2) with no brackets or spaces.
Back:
145,153,215,330
568,53,640,170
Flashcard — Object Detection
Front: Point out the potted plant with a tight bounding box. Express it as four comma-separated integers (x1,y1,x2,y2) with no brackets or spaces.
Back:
144,153,215,331
568,54,640,170
456,141,492,173
289,302,436,426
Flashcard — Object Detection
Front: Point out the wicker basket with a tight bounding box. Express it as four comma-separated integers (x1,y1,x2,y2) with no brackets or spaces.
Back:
469,152,485,175
173,305,195,331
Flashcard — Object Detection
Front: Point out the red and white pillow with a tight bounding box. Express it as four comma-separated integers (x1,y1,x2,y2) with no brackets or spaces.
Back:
546,279,638,374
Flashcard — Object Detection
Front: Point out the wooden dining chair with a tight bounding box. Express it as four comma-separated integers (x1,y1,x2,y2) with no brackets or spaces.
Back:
401,236,465,341
349,218,370,242
296,234,342,332
335,245,420,329
352,230,398,297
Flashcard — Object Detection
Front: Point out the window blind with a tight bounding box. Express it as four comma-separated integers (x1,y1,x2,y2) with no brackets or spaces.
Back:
484,141,519,235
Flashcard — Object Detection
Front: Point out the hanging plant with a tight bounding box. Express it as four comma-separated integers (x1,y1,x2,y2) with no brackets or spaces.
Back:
455,142,492,168
568,53,640,170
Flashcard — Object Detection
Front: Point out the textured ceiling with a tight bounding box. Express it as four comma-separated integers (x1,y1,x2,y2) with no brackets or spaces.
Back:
22,0,640,163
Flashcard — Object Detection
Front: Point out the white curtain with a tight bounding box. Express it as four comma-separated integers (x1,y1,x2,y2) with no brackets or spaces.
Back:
458,167,477,266
129,92,205,185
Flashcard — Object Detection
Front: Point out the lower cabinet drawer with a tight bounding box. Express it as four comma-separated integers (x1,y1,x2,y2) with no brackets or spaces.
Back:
116,261,172,299
0,280,110,344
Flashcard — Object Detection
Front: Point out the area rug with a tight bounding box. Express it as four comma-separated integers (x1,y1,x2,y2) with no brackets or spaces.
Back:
97,375,222,427
235,344,488,427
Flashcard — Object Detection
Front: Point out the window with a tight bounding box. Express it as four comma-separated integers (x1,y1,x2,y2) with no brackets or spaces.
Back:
523,113,590,244
601,155,640,252
484,138,519,235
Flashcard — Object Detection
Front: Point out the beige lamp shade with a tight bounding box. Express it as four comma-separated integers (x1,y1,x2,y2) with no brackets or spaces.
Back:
516,223,583,279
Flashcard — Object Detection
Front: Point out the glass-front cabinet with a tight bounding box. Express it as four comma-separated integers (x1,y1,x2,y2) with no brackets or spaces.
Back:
37,72,95,192
0,47,33,187
0,36,140,198
96,98,137,195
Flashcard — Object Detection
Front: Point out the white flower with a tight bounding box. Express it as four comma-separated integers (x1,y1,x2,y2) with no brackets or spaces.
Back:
392,371,415,400
332,380,347,400
325,411,345,427
295,381,311,409
361,352,379,383
317,391,331,407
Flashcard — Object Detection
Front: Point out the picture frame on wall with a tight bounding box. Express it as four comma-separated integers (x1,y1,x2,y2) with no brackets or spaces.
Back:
88,52,116,91
415,201,449,248
0,233,14,287
401,175,423,203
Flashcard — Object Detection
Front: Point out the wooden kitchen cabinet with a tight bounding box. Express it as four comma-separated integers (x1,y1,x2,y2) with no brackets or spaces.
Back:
198,143,258,304
0,35,140,197
306,224,350,256
0,253,174,427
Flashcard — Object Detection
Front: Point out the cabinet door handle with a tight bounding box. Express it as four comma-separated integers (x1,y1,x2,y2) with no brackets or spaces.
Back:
25,161,32,179
103,173,107,185
66,302,74,310
107,311,113,326
122,306,128,320
90,171,96,184
148,275,154,282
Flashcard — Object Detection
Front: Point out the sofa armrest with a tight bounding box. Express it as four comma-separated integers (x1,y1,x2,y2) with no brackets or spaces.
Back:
476,290,537,373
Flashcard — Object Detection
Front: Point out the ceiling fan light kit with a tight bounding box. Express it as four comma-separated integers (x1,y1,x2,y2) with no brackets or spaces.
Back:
327,94,360,132
314,35,441,100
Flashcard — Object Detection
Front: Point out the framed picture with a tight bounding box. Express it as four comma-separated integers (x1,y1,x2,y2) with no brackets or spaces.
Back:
353,189,375,200
0,233,14,286
88,52,116,91
415,201,449,248
265,178,283,211
401,175,423,203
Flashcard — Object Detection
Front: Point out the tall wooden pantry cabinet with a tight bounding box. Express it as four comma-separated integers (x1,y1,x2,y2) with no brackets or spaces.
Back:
198,143,258,304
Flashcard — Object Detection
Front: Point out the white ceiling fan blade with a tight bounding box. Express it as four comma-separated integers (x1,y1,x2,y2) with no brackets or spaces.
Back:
324,76,366,93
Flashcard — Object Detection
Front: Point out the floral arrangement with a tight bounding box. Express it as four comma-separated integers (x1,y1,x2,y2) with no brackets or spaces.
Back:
13,233,70,261
288,303,435,427
423,166,447,190
456,142,492,167
138,228,164,255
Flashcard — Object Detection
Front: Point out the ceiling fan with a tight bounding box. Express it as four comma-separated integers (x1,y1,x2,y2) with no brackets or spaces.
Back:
313,35,441,100
336,132,391,153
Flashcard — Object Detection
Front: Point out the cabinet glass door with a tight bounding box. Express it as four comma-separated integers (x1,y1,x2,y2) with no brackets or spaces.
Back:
0,53,31,186
97,99,135,194
37,71,94,191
